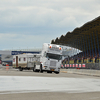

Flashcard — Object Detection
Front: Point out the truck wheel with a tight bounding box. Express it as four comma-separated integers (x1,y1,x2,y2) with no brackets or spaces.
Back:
40,64,43,73
19,67,23,71
55,72,59,74
47,71,52,73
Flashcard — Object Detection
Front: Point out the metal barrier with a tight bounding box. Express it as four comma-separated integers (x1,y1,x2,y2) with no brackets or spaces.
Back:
86,63,100,70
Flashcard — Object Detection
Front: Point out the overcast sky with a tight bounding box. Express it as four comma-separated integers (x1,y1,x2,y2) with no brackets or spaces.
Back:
0,0,100,50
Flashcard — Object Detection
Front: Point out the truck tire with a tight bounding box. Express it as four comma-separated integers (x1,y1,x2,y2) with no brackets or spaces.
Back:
19,67,23,71
40,64,43,73
54,72,59,74
47,71,52,73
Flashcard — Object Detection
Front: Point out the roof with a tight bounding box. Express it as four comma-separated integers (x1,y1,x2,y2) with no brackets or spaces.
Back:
51,16,100,52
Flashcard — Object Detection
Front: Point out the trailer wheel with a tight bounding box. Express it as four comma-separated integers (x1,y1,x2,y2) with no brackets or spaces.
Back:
33,65,37,72
40,64,43,73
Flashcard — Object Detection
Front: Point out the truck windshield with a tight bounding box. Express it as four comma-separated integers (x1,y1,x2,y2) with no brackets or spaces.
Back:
46,53,62,60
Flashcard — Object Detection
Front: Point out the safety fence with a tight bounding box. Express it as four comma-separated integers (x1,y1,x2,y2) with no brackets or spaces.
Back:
61,63,100,70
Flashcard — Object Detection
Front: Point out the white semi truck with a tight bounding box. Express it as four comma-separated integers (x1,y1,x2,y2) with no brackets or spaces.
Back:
13,43,63,74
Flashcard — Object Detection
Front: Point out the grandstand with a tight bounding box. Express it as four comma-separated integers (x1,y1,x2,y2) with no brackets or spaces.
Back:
51,16,100,69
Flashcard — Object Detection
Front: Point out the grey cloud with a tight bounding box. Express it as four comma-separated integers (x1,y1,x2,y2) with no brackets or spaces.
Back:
0,0,99,27
0,0,100,49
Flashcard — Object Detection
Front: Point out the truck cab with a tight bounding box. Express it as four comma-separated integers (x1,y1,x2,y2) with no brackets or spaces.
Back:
39,43,62,74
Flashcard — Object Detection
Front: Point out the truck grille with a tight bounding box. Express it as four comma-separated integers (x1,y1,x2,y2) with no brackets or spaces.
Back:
50,61,56,67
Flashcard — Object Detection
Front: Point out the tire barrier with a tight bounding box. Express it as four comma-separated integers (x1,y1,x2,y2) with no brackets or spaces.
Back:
61,64,64,68
79,64,81,68
82,64,86,68
65,64,67,68
76,64,78,68
60,63,100,70
67,64,69,67
73,64,75,68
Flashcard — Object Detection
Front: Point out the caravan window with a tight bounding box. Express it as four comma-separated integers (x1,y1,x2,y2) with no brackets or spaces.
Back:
13,58,15,62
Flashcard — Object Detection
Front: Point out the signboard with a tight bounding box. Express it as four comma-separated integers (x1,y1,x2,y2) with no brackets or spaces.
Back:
11,51,40,55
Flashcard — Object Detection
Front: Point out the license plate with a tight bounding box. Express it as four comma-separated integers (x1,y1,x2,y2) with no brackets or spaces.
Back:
51,69,54,71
